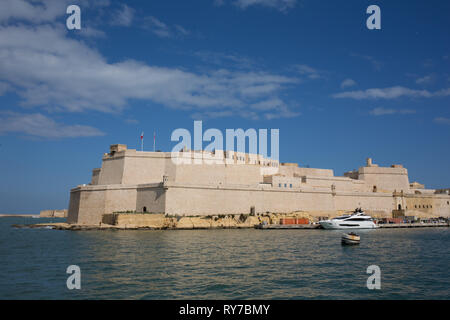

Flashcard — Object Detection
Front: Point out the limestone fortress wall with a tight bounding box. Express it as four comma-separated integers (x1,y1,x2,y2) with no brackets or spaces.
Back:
68,144,450,225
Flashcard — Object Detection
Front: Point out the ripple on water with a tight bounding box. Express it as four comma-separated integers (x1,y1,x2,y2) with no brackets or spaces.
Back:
0,218,449,299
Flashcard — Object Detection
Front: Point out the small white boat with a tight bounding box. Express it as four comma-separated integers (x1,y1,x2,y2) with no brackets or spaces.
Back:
319,208,377,230
341,232,360,245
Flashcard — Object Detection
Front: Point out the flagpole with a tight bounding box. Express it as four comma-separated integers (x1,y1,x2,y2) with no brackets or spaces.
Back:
141,132,144,152
153,131,156,152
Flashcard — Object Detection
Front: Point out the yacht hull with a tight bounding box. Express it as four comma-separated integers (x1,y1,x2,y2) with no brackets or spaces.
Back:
319,220,377,230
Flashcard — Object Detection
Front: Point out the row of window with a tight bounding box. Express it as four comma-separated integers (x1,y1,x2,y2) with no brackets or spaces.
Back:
412,205,432,209
278,183,293,188
411,202,450,208
409,204,450,208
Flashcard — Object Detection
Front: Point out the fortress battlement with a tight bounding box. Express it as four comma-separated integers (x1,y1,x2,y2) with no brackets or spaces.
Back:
68,145,450,225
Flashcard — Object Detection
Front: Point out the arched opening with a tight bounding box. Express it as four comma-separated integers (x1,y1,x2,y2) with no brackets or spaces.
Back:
373,185,377,192
398,204,402,210
143,206,147,213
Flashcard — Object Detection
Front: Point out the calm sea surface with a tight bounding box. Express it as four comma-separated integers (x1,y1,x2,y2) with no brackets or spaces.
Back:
0,217,449,299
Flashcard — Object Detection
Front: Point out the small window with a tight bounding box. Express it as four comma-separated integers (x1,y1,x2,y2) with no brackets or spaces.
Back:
290,184,293,188
284,184,287,187
279,183,281,187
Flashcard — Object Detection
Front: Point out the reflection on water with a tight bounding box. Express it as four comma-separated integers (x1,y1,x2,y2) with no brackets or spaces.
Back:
0,217,449,299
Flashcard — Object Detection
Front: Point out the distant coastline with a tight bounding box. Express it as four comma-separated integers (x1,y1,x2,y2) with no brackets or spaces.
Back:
0,214,39,217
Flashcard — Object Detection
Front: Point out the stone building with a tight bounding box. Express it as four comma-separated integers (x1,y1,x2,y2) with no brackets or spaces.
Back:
68,144,450,225
40,209,68,218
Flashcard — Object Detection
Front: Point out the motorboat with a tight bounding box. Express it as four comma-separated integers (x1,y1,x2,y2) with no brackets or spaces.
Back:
319,208,377,230
341,232,360,245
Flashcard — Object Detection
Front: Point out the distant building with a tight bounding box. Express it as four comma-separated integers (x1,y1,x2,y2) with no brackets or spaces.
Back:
40,209,68,218
67,145,450,225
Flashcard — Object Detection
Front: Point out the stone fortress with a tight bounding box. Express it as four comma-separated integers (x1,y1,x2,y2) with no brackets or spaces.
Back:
68,144,450,225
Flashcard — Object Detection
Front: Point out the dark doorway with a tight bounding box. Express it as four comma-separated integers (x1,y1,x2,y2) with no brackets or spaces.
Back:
398,204,402,210
143,206,147,213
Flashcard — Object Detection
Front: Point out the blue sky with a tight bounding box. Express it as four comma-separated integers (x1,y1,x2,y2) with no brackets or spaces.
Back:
0,0,449,213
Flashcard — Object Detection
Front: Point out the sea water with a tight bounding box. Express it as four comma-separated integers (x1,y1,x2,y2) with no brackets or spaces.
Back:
0,217,448,299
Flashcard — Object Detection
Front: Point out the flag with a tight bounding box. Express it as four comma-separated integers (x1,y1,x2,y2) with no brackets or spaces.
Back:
140,132,144,140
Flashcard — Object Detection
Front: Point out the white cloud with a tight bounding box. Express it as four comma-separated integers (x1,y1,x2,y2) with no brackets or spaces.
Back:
350,53,383,71
144,16,171,38
0,0,70,24
194,51,255,69
295,64,323,80
190,97,300,120
0,112,105,138
111,4,135,27
434,117,450,125
0,24,299,119
369,107,416,116
252,98,300,119
234,0,297,12
124,118,139,124
340,78,356,89
333,86,450,100
415,74,434,85
191,110,234,119
250,98,285,111
174,25,190,36
0,0,110,24
143,16,190,38
264,106,300,120
77,26,106,38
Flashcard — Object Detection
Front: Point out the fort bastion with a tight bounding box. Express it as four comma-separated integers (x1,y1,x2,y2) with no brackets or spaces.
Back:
68,144,450,225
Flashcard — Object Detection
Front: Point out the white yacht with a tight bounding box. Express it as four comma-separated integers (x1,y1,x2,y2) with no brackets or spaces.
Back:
319,209,377,230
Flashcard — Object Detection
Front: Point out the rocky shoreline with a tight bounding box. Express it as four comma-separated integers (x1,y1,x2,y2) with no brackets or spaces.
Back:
11,212,449,231
13,212,314,231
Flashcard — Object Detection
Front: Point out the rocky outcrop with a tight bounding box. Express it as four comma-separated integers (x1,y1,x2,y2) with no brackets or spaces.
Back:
35,209,440,230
